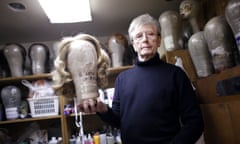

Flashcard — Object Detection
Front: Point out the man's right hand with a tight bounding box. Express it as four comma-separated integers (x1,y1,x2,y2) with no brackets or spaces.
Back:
78,98,108,114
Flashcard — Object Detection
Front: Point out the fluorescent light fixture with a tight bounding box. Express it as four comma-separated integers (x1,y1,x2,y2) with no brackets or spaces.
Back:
38,0,92,23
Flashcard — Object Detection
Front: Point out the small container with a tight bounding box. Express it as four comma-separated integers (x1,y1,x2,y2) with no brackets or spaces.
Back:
106,135,114,144
49,137,58,144
57,137,62,144
93,134,100,144
100,133,106,144
69,138,76,144
28,96,59,117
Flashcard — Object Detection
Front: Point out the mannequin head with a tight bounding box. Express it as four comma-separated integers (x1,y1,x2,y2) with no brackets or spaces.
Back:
204,16,235,72
180,0,200,38
3,43,26,77
179,0,199,19
1,85,21,119
159,10,182,51
225,0,240,51
52,33,110,104
188,31,214,77
29,43,49,74
107,33,131,67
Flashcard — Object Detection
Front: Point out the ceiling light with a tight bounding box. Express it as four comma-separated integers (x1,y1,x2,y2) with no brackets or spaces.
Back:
38,0,92,23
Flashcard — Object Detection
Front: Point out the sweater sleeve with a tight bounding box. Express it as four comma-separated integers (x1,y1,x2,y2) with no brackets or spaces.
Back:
171,68,204,144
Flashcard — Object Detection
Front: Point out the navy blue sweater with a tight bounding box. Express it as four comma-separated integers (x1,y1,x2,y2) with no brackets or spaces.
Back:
99,54,204,144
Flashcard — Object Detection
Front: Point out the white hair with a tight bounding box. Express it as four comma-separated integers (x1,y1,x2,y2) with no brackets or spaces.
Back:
128,13,161,42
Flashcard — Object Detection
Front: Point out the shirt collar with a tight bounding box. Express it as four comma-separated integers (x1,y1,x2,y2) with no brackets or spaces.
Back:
135,53,161,66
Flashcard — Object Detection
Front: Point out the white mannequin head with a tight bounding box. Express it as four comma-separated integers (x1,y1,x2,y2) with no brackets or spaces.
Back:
225,0,240,51
1,85,21,119
52,33,110,105
159,11,182,51
29,43,49,74
3,43,26,77
179,0,199,19
107,33,129,67
204,16,235,72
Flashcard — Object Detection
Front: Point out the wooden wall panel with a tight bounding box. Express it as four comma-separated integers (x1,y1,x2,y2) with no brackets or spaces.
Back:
200,0,229,21
228,101,240,144
195,66,240,104
166,49,197,81
214,0,229,16
201,103,235,144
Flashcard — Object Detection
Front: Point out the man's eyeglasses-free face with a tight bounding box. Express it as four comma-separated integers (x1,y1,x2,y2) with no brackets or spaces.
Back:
133,32,159,42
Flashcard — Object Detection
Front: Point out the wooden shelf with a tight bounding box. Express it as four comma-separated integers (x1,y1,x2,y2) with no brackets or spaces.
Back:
107,65,133,75
194,66,240,104
67,112,96,117
0,115,61,125
0,73,51,85
106,65,133,88
0,66,132,83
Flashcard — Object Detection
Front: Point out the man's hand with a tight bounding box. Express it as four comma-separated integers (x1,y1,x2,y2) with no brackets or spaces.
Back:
78,98,108,114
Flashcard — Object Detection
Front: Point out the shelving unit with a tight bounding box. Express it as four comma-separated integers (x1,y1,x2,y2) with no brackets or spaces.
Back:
166,48,240,144
0,66,132,143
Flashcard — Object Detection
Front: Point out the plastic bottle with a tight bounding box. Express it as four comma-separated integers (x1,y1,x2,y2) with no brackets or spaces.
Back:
76,136,81,144
69,135,76,144
93,133,100,144
106,135,114,144
88,133,94,144
99,133,106,144
49,137,58,144
57,137,62,144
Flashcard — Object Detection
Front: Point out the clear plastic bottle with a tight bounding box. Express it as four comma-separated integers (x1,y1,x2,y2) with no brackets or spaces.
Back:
49,137,58,144
57,137,62,144
88,133,94,144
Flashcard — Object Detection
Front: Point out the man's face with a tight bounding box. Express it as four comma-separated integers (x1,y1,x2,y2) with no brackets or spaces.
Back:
132,24,161,61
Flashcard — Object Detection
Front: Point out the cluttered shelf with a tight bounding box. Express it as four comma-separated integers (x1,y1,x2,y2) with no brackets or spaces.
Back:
0,66,132,124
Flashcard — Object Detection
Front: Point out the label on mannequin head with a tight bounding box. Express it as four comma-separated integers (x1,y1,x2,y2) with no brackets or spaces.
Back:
5,107,19,119
79,71,98,96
